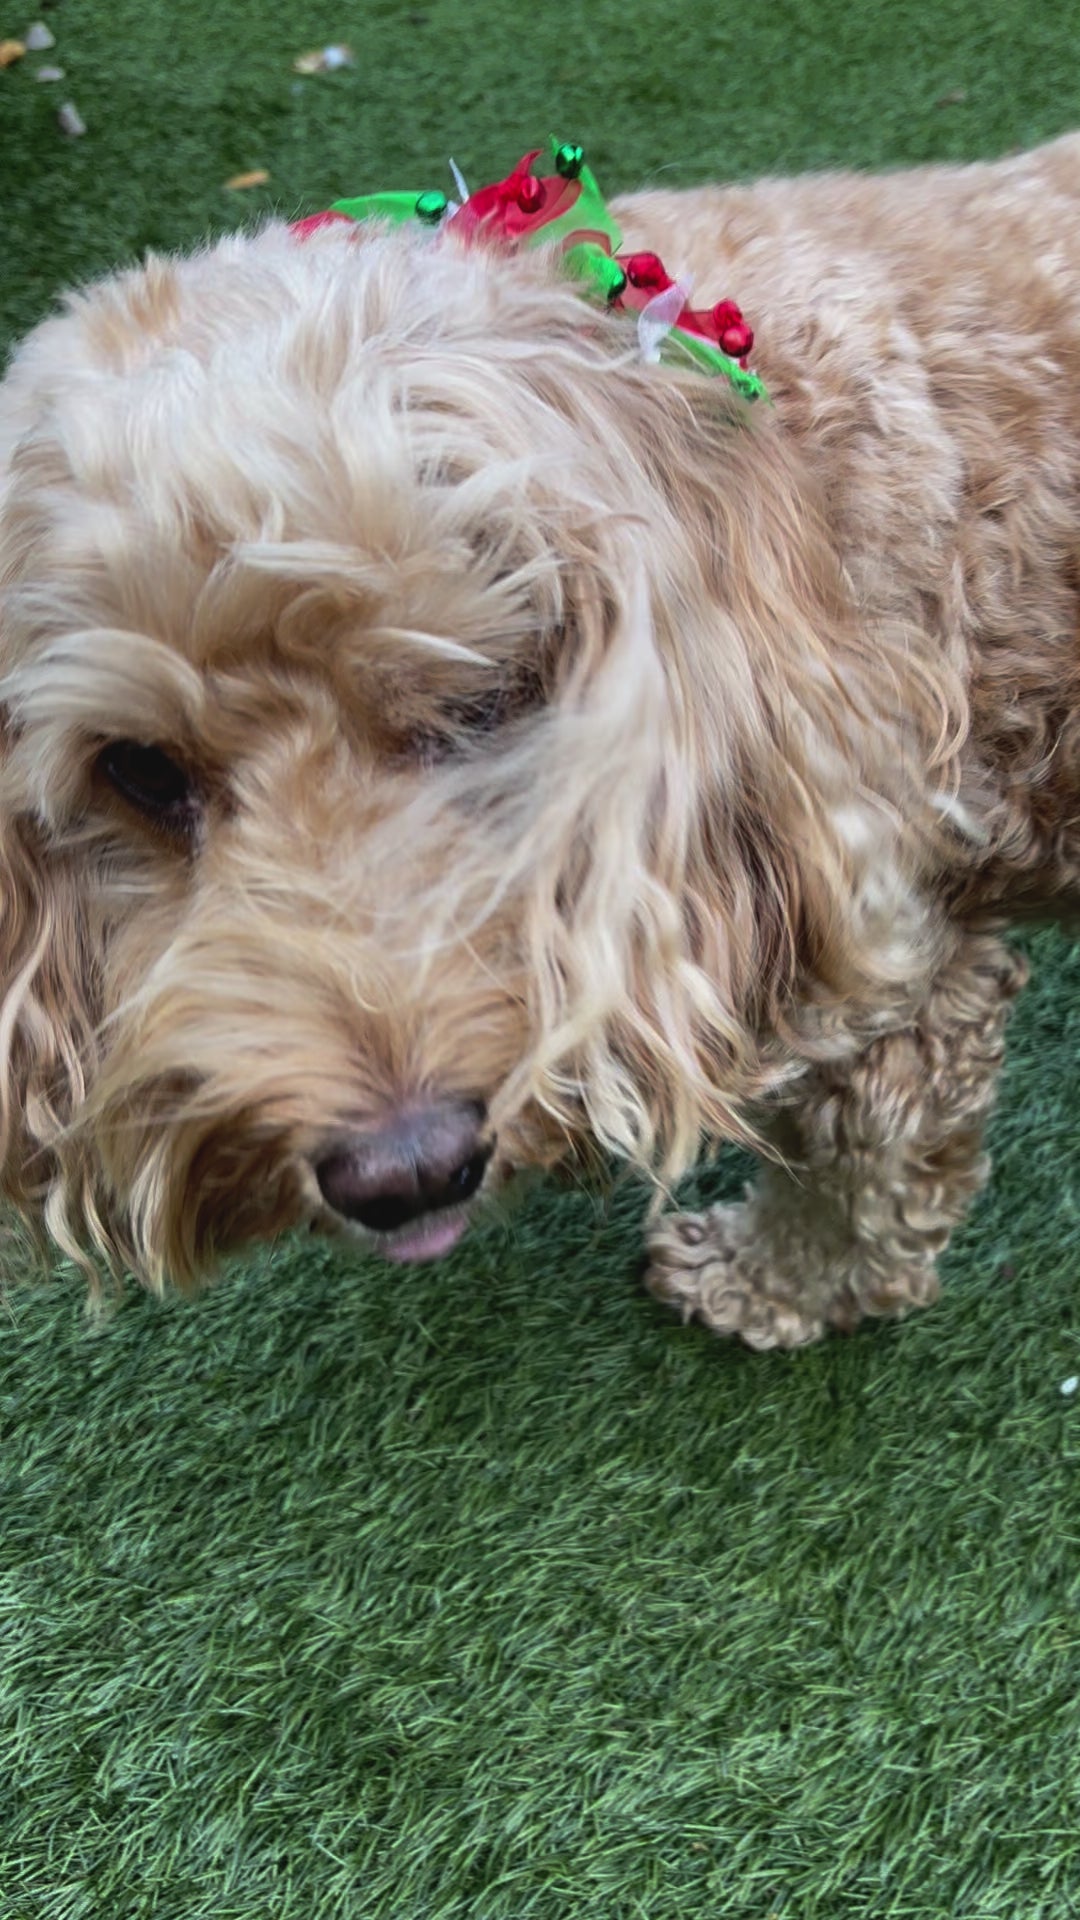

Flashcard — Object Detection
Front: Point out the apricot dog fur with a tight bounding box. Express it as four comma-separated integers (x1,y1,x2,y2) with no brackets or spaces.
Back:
1,134,1079,1343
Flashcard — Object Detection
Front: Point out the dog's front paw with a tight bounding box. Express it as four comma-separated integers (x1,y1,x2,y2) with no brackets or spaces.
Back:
644,1204,826,1351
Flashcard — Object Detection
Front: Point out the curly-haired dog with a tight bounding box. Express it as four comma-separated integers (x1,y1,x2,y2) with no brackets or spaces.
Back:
1,132,1079,1343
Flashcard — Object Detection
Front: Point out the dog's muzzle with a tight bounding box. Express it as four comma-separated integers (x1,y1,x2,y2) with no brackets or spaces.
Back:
314,1098,492,1261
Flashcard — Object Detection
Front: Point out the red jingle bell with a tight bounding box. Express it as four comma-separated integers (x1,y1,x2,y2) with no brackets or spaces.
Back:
712,300,754,359
720,320,754,357
623,250,672,292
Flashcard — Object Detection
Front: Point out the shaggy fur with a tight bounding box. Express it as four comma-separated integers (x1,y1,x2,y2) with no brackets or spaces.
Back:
2,133,1080,1341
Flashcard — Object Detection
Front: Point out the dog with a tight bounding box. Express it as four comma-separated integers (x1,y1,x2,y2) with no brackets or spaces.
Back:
1,131,1079,1344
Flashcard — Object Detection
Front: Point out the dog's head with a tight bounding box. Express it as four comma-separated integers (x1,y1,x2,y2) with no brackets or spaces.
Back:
0,219,936,1289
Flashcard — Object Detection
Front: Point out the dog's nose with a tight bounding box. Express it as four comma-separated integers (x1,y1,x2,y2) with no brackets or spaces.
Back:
314,1100,492,1233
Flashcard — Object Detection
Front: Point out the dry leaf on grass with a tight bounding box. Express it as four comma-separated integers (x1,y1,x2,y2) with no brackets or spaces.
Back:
293,43,355,74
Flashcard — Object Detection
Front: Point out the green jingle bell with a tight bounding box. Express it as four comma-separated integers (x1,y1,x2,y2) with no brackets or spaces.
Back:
414,189,448,224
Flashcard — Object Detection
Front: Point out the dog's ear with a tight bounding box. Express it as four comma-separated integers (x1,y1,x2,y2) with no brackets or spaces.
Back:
0,790,96,1248
0,323,103,1262
522,370,962,1176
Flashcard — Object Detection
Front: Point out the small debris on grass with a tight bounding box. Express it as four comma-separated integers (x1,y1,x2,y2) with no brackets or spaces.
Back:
0,39,26,65
1061,1375,1078,1397
57,98,86,135
35,61,64,79
24,20,56,49
225,168,270,190
936,86,968,107
293,43,355,74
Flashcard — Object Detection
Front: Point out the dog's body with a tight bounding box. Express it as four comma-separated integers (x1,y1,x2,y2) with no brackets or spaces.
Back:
2,134,1080,1339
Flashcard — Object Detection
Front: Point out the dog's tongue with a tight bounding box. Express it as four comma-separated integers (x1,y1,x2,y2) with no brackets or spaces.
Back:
382,1214,469,1264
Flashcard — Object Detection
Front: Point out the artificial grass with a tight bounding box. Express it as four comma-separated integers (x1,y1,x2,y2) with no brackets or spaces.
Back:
4,2,1080,1915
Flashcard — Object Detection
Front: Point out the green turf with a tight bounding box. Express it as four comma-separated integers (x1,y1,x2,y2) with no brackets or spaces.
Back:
5,2,1080,1914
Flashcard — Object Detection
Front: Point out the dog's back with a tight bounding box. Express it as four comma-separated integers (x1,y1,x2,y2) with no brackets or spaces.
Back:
619,134,1080,911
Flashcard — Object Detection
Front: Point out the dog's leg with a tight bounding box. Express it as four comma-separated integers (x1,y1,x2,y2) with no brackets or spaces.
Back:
645,932,1027,1349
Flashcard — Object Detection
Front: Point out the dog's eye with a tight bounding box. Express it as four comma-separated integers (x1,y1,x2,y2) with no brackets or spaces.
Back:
97,740,198,833
413,673,548,762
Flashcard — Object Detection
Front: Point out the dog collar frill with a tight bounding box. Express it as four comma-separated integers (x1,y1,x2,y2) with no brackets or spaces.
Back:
292,139,766,403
